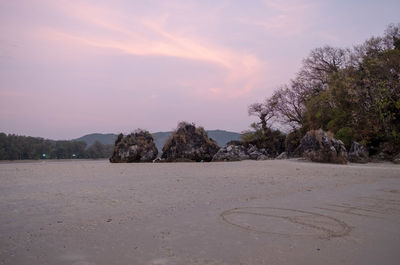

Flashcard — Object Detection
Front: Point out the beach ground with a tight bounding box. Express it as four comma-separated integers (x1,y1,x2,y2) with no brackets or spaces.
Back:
0,159,399,265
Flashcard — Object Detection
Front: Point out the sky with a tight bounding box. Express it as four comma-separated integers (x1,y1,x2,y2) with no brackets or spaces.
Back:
0,0,399,140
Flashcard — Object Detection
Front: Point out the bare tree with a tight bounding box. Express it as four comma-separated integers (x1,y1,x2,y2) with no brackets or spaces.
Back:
299,46,349,93
260,46,349,130
248,101,274,133
268,84,307,129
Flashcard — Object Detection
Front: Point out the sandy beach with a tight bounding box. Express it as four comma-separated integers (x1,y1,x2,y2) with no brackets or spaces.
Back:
0,159,399,265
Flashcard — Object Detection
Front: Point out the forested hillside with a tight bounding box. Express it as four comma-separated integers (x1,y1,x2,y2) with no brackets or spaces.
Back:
246,24,400,157
0,133,112,160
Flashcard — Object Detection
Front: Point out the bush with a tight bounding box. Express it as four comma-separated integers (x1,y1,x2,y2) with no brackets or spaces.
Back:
241,124,286,155
335,127,354,149
285,129,303,154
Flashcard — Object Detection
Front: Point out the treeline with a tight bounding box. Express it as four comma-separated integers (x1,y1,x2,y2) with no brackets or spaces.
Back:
0,133,113,160
247,23,400,156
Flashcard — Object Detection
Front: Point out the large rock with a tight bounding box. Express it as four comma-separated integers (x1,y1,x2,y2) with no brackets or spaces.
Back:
212,143,273,161
212,144,249,161
276,152,288,159
161,122,220,162
348,142,369,163
246,144,261,160
247,145,274,160
109,130,158,163
393,153,400,164
297,129,348,164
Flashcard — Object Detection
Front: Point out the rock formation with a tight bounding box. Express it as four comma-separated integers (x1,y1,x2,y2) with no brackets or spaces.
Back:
276,152,288,159
393,153,400,164
348,142,369,163
212,144,249,161
296,129,348,164
161,122,220,162
212,143,274,161
109,130,158,163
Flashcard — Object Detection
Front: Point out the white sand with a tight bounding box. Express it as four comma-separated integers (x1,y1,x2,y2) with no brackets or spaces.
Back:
0,159,399,265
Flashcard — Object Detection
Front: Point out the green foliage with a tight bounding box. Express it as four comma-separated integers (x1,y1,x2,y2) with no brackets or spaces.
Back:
250,23,400,156
285,129,303,154
302,24,400,154
241,123,286,154
241,123,268,148
87,141,113,159
335,127,354,148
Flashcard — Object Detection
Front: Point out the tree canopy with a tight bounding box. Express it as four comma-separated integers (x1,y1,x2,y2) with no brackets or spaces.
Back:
0,133,113,160
248,23,400,155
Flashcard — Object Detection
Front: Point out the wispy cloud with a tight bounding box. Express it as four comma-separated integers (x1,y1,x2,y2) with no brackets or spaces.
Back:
41,1,265,97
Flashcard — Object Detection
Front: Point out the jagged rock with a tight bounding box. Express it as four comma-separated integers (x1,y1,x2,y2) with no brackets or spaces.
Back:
348,142,369,163
213,143,276,162
370,152,387,162
371,151,400,163
249,150,263,160
392,153,400,164
247,145,258,154
297,129,348,164
276,152,288,159
152,157,164,163
109,130,158,163
246,144,272,160
161,122,220,162
212,144,249,161
257,154,269,160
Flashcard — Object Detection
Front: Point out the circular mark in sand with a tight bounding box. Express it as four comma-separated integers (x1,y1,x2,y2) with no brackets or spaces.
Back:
221,207,351,239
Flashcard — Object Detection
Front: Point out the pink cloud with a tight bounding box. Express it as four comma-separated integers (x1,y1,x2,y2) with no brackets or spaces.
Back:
40,1,266,98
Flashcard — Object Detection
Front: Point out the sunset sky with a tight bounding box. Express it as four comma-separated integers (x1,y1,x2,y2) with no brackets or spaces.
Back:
1,0,399,139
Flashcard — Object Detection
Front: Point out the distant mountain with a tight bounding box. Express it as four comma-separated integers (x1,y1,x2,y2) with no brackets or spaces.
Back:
207,130,241,146
75,130,241,152
74,133,117,147
151,131,173,152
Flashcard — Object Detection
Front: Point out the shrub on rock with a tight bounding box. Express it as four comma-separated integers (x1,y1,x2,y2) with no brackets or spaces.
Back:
297,129,348,164
285,129,303,157
161,122,220,162
109,130,158,163
241,126,286,157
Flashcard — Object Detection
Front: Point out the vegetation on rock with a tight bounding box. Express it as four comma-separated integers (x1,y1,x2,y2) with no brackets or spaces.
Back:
110,130,158,163
241,123,286,157
161,122,220,162
247,23,400,161
297,129,348,164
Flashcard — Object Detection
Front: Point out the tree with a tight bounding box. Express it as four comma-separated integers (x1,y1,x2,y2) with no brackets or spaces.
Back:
0,133,88,160
298,46,349,94
248,23,400,155
268,84,307,129
87,141,106,159
248,101,274,134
